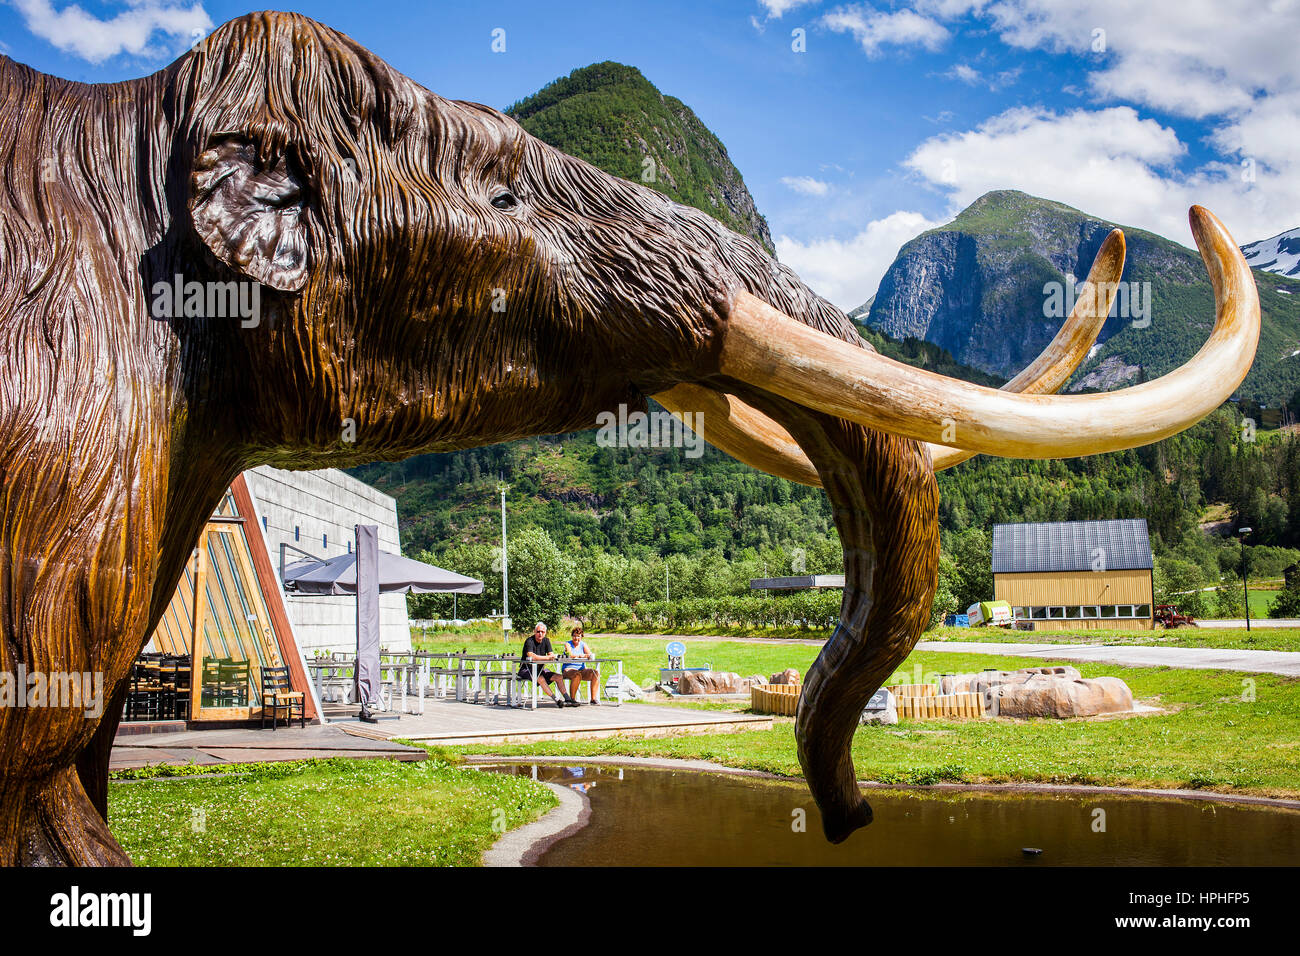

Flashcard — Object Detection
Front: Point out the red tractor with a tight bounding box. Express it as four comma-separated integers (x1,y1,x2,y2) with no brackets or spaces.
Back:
1155,604,1197,628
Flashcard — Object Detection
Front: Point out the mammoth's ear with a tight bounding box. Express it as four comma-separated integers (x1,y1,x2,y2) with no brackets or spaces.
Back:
189,137,310,293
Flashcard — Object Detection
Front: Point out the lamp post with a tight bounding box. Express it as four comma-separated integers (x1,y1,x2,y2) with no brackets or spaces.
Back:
498,481,510,641
1239,527,1252,631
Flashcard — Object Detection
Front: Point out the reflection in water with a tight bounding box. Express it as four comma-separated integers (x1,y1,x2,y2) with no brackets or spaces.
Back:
483,763,1300,867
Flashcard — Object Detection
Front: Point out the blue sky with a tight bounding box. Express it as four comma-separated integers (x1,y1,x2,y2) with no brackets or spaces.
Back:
2,0,1296,308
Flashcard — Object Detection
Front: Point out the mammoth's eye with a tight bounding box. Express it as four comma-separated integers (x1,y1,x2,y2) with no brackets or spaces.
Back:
490,189,519,211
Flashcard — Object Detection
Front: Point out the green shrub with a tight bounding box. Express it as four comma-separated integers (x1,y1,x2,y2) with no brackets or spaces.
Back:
1212,584,1245,618
1269,581,1300,618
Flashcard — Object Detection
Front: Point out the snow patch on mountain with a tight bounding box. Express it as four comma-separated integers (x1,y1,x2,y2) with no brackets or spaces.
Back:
1242,228,1300,278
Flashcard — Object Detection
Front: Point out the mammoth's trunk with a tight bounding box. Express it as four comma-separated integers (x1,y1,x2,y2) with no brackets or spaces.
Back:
735,390,939,843
698,228,939,842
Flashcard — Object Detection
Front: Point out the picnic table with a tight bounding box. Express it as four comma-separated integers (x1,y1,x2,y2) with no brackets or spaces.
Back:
424,651,627,709
306,658,412,712
306,650,628,712
519,656,626,710
379,651,515,711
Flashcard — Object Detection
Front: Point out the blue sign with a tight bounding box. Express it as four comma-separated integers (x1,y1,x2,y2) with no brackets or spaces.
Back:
666,641,686,658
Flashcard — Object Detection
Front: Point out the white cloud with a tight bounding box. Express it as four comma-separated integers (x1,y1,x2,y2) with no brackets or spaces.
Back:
822,4,949,57
946,63,980,84
757,0,822,18
14,0,212,64
780,175,831,196
942,62,1021,90
1210,89,1300,173
920,0,1299,120
914,0,992,16
876,1,1300,245
903,105,1299,246
776,210,942,309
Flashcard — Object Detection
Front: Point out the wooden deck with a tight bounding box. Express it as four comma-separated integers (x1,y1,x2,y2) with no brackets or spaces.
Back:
324,696,773,746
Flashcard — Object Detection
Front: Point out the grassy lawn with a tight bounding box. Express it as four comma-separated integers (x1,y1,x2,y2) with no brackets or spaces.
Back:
1246,587,1280,618
108,756,556,866
445,648,1300,800
928,625,1300,653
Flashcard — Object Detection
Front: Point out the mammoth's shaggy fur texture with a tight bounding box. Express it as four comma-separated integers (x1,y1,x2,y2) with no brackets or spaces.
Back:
0,12,934,862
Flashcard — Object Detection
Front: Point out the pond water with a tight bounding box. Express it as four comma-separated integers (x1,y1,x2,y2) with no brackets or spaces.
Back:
482,762,1300,866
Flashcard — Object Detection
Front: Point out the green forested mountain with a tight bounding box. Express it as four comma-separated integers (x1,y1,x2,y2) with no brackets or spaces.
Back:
864,190,1300,406
507,61,774,253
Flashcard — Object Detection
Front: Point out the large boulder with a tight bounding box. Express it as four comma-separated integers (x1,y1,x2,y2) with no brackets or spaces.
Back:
940,666,1080,695
770,668,802,685
677,670,746,695
937,667,1132,718
988,673,1134,718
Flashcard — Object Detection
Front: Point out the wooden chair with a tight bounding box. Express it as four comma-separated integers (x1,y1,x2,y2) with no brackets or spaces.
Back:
219,660,249,707
261,665,305,729
129,660,163,720
163,656,192,720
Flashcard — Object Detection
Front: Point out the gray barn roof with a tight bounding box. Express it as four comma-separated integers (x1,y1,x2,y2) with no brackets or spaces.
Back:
991,520,1153,574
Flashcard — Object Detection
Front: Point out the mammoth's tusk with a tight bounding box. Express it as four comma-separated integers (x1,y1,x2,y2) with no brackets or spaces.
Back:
655,227,1126,479
717,207,1257,460
654,384,822,486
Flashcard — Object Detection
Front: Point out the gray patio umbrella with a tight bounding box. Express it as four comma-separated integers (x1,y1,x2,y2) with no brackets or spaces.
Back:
281,549,484,596
355,525,381,720
282,530,482,719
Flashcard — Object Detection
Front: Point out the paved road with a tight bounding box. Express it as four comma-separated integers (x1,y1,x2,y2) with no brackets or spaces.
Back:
1197,618,1300,628
914,641,1300,677
594,632,1300,676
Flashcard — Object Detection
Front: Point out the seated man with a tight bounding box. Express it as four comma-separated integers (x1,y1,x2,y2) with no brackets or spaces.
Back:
517,622,572,707
561,625,601,705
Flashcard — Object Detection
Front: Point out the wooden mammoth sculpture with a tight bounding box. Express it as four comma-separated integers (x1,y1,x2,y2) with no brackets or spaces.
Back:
0,12,1258,863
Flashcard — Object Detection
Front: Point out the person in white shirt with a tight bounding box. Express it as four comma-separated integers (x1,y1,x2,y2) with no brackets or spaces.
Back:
560,625,600,705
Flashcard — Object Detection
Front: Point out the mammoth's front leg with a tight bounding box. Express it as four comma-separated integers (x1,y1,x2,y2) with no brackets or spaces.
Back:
1,767,127,866
737,392,940,843
0,679,133,865
0,565,142,865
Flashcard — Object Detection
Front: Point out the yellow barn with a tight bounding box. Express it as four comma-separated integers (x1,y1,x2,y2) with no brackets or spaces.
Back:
992,519,1154,631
